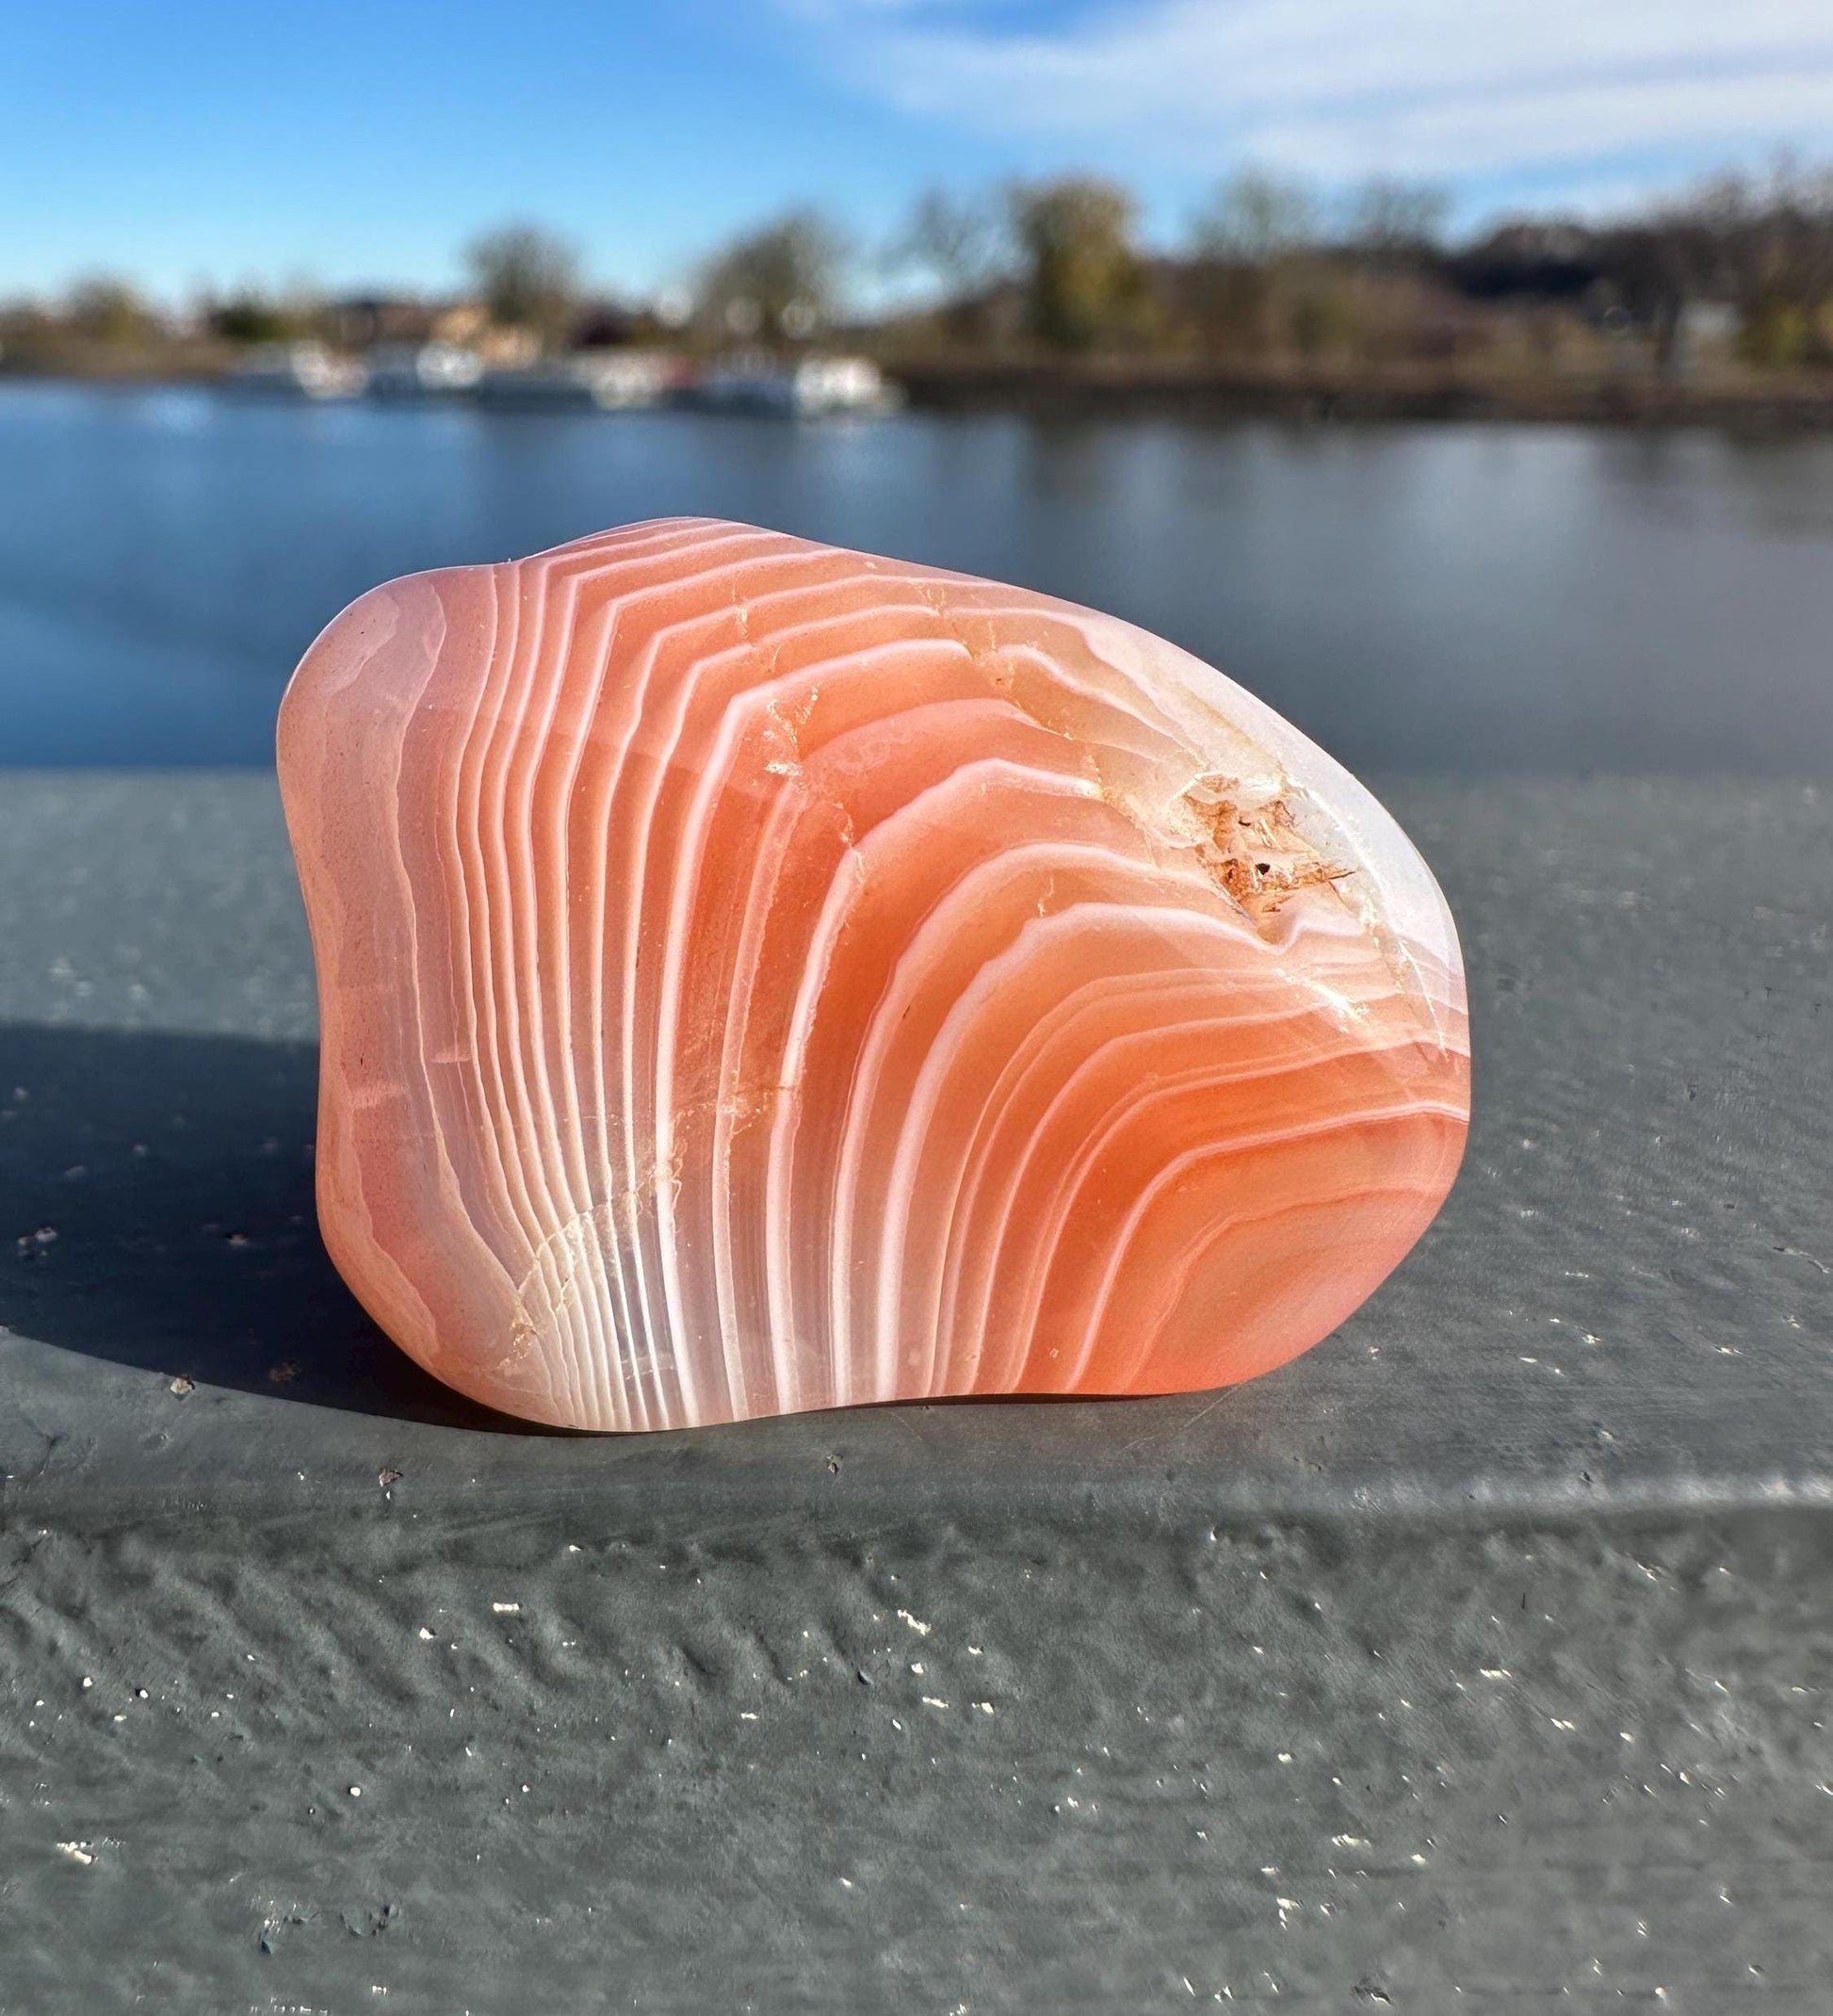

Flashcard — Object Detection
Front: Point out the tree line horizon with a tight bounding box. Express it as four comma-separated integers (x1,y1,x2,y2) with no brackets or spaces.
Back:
8,156,1833,379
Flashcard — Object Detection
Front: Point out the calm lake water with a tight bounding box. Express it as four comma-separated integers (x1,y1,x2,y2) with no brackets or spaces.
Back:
3,379,1831,772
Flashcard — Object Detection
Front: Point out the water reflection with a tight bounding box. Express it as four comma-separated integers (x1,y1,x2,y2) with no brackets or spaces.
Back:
1,382,1829,772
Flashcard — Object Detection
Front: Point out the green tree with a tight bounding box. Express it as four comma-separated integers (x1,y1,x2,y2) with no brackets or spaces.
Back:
1009,176,1149,352
208,290,304,344
63,275,154,348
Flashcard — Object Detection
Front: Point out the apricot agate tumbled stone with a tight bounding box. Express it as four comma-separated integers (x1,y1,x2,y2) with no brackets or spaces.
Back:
279,519,1468,1430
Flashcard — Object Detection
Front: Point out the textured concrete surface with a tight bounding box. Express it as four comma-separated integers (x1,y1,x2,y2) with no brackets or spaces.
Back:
5,1506,1830,2013
0,773,1829,2011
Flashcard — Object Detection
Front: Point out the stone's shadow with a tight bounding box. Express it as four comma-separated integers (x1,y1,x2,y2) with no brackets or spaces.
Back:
0,1021,555,1432
0,1020,1318,1458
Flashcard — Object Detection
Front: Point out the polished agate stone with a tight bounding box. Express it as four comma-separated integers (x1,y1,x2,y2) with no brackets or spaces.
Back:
279,519,1468,1430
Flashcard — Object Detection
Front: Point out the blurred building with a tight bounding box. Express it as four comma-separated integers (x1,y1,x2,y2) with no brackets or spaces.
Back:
327,295,441,349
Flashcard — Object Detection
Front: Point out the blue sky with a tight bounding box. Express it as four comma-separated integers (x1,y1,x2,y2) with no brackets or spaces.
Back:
8,0,1833,302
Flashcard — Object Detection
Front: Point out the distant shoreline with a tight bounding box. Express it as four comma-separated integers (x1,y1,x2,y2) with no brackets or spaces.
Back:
8,360,1833,431
890,358,1833,430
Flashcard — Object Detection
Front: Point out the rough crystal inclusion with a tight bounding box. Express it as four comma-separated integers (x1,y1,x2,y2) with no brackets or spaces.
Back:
278,519,1469,1430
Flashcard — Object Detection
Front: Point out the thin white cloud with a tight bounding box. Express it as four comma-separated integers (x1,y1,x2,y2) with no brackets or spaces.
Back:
802,0,1833,184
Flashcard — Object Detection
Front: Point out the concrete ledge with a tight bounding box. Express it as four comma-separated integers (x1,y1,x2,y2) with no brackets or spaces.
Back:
0,772,1828,2009
1,772,1827,1528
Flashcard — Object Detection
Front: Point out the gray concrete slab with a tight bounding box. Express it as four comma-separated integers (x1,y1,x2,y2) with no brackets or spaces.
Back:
0,772,1828,2011
0,772,1827,1527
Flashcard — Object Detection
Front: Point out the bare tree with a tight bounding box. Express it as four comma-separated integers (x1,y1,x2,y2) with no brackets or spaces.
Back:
1191,170,1320,266
889,187,1013,346
897,188,1008,299
1343,177,1451,263
466,224,580,346
1600,157,1833,370
1184,170,1321,357
695,209,850,347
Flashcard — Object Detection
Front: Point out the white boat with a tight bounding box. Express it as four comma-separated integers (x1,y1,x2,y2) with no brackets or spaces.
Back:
685,353,899,418
231,342,368,399
476,350,678,412
366,342,483,398
575,349,680,409
789,355,900,416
